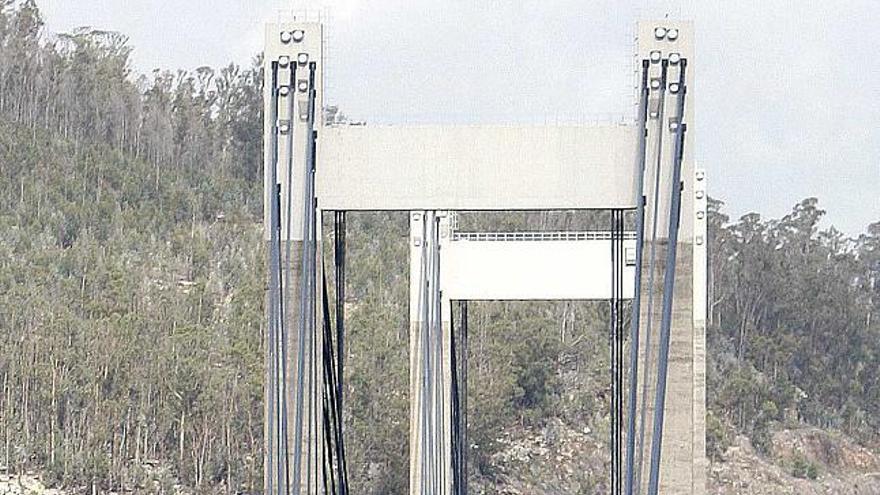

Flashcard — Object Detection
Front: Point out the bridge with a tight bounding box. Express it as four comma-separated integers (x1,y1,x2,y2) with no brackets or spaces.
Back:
262,19,707,495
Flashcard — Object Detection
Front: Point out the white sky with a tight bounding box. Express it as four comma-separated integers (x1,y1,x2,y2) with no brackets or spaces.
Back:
37,0,879,235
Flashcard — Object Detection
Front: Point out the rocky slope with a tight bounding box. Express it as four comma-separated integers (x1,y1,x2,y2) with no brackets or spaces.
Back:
710,428,880,494
465,423,880,495
0,474,62,495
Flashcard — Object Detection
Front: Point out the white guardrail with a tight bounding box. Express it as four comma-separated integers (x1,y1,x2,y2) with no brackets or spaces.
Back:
451,231,637,242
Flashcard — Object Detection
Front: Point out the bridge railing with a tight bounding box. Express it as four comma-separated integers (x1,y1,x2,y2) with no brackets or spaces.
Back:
451,231,638,242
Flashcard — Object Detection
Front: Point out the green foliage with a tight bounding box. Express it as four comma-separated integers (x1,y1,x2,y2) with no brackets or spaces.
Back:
705,411,730,461
462,297,608,481
791,452,819,480
0,2,264,492
707,197,880,454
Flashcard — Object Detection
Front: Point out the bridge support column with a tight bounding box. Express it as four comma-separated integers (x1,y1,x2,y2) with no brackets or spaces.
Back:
263,21,327,495
629,21,706,495
634,241,699,494
271,240,327,495
631,174,706,495
409,211,455,495
691,171,709,494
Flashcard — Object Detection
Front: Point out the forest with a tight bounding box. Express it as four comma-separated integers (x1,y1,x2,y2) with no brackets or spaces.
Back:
0,1,878,493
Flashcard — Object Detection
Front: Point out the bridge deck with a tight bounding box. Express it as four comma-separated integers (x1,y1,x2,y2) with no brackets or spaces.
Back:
441,231,636,300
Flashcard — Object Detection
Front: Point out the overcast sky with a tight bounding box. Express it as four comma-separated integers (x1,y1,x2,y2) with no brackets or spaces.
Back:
37,0,879,235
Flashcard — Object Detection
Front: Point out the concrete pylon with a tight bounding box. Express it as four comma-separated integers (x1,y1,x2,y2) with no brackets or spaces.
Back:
263,21,327,495
630,20,707,495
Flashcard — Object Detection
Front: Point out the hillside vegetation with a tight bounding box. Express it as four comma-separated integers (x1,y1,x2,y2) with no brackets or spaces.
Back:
0,2,878,494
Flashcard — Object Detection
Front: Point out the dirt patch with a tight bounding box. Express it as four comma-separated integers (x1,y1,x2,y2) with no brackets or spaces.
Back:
771,428,880,473
0,474,63,495
710,429,880,495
